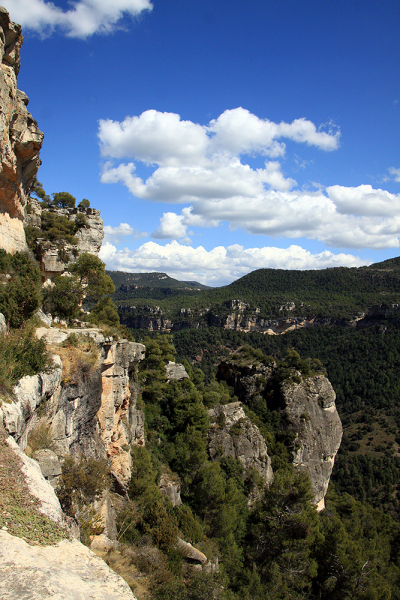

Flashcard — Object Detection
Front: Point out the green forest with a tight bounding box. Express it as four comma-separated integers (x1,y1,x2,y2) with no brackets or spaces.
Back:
3,240,400,598
113,258,400,323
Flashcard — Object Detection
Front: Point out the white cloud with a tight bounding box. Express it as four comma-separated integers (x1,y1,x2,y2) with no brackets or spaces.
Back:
184,189,400,249
388,167,400,183
99,240,369,287
7,0,152,38
103,222,147,245
99,108,400,250
99,108,340,166
99,110,209,166
327,185,400,217
151,212,188,240
207,108,340,156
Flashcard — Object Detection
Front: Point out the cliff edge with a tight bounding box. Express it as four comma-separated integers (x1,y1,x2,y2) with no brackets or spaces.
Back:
0,7,43,254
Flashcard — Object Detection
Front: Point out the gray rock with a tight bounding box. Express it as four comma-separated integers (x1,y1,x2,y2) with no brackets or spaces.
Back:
0,531,137,600
176,537,207,564
6,437,66,527
216,360,342,509
159,471,182,507
0,312,6,333
208,402,273,487
34,308,52,327
166,361,189,381
32,449,62,483
280,375,343,510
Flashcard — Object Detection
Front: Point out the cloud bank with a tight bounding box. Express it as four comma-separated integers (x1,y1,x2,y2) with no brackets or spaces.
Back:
8,0,152,38
99,108,400,250
99,240,369,287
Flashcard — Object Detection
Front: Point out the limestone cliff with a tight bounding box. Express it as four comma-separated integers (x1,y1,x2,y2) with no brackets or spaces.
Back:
217,358,342,508
0,7,43,254
208,401,273,490
280,375,343,510
30,205,105,280
0,327,145,487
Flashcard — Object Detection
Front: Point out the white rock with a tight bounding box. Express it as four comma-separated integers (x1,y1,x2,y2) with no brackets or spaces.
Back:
6,436,65,525
0,531,136,600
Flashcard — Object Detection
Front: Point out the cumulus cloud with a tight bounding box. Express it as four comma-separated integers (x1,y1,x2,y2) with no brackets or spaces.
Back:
8,0,152,38
150,185,400,250
151,212,188,240
99,240,369,286
103,222,147,244
99,108,340,164
99,108,400,250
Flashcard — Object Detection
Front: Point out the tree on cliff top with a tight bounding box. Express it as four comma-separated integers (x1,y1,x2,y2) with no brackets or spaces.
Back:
51,192,76,209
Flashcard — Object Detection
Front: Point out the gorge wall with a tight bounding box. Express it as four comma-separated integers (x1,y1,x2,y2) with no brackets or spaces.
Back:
217,358,343,509
0,8,43,254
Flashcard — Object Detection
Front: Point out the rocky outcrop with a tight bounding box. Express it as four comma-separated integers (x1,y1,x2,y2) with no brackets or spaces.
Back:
158,470,182,507
166,361,189,381
97,339,145,485
208,402,273,487
0,531,136,600
280,375,343,510
0,7,43,254
32,206,105,280
6,435,69,528
0,328,145,486
217,359,342,509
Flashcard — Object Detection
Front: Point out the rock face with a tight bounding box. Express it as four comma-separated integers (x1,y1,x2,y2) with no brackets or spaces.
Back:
165,361,189,381
158,470,182,507
97,339,146,485
0,531,137,600
0,328,146,486
280,375,343,510
208,402,273,487
32,206,105,280
217,359,342,509
6,436,68,528
0,7,43,254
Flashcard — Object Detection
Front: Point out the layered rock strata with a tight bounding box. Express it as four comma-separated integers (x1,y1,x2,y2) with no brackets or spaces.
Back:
0,7,43,254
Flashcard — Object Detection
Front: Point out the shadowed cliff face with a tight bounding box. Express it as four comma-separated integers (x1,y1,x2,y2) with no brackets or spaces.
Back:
0,8,43,253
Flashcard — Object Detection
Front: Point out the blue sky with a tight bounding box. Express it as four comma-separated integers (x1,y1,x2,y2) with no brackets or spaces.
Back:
6,0,400,285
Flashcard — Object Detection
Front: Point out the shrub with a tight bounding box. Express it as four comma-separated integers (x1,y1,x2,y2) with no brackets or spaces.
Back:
26,421,54,454
0,251,42,328
0,321,49,396
57,456,110,514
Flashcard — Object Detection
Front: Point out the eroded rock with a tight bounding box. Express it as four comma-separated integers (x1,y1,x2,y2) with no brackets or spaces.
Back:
0,8,43,254
280,375,343,510
208,402,273,487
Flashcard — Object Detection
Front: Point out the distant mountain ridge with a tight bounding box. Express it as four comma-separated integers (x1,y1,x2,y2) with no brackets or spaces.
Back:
112,258,400,333
107,270,210,291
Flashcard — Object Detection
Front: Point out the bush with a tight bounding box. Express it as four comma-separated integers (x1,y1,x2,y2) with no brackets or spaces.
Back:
0,251,42,328
27,421,54,454
0,321,49,396
57,456,110,514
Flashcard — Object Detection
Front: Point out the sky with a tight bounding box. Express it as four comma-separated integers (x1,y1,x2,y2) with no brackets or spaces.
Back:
5,0,400,286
